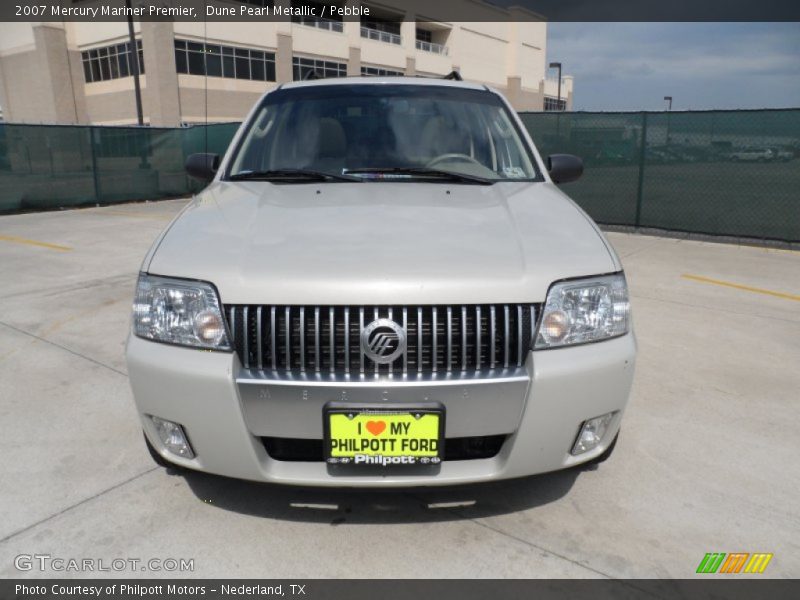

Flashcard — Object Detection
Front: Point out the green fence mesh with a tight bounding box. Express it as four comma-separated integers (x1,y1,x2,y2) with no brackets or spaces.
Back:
0,122,239,213
1,110,798,241
519,109,800,242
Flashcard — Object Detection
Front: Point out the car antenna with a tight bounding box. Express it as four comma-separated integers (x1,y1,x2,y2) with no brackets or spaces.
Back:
443,70,462,81
204,15,208,156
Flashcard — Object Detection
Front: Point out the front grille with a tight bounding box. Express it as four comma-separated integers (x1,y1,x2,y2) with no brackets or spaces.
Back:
262,435,508,462
224,304,537,377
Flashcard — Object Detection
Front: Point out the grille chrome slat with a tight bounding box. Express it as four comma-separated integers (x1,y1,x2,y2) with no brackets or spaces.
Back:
229,303,538,378
345,307,351,375
490,305,496,368
417,307,422,374
299,306,305,372
314,307,320,373
461,305,467,371
402,307,408,374
270,307,277,370
432,307,438,373
516,305,523,367
243,306,250,369
284,306,291,370
374,307,379,375
475,305,481,369
329,307,335,375
256,306,263,370
504,305,510,369
446,306,453,372
530,305,537,348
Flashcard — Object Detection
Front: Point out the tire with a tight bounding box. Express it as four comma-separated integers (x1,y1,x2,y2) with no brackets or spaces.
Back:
144,432,175,469
587,431,619,466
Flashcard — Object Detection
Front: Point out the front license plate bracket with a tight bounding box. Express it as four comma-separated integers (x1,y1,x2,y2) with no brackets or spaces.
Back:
323,402,445,471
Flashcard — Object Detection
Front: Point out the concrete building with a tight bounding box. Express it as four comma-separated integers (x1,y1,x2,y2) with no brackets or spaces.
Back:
0,0,573,126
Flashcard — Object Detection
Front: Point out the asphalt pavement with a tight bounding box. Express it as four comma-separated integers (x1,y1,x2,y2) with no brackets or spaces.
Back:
1,199,798,578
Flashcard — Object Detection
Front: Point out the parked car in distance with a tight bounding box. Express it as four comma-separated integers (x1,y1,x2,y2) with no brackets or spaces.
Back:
769,148,794,162
727,148,774,162
126,77,636,487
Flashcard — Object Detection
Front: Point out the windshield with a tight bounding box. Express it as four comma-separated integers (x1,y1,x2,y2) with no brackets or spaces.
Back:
227,84,540,183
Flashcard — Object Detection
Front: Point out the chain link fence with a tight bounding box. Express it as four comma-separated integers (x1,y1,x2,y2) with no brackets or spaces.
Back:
0,122,238,213
519,109,800,242
1,109,798,241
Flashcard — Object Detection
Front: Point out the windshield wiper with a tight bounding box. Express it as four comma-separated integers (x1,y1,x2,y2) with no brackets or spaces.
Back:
228,169,362,182
344,167,494,185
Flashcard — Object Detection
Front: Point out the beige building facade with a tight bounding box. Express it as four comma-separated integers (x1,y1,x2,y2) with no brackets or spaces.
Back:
0,1,574,126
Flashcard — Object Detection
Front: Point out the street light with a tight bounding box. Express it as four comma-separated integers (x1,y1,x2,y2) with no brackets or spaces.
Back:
126,0,144,126
549,62,563,111
663,96,673,144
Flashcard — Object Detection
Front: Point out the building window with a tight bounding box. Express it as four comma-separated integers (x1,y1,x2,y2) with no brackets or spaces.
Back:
292,56,347,80
544,97,567,112
81,40,143,83
361,16,402,45
175,39,276,82
361,66,403,77
291,1,344,32
415,28,448,55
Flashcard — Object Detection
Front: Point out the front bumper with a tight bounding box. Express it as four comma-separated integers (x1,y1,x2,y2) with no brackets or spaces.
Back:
126,333,636,487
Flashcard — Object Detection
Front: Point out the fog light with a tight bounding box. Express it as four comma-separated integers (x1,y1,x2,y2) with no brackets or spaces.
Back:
151,416,195,459
572,412,615,455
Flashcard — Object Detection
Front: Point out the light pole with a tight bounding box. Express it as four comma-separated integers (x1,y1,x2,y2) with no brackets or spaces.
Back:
126,0,144,126
663,96,673,144
549,62,563,111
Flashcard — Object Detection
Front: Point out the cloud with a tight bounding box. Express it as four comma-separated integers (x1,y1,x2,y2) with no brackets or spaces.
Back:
546,23,800,110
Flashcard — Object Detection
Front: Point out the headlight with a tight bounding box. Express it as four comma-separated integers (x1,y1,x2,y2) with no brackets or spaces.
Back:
132,274,231,350
535,273,630,349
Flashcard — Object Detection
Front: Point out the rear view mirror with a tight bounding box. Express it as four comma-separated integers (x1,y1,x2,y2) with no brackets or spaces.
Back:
185,153,220,182
547,154,584,184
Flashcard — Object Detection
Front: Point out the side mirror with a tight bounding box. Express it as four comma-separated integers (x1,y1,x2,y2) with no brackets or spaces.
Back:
185,153,220,182
547,154,583,184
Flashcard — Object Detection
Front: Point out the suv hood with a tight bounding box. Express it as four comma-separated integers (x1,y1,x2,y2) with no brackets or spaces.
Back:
147,181,619,304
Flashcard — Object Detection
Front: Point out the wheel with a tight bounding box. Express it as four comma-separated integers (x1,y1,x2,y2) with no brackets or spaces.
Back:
586,431,619,466
144,431,174,468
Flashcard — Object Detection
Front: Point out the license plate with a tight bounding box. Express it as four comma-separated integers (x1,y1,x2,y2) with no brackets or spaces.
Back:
324,404,444,467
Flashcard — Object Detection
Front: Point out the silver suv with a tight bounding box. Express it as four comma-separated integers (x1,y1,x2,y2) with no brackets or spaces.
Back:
126,77,635,486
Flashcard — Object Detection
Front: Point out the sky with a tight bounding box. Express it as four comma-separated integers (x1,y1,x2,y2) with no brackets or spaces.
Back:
545,23,800,111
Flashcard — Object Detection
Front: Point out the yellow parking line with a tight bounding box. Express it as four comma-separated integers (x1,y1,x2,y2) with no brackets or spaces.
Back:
739,244,800,256
0,235,72,252
682,274,800,302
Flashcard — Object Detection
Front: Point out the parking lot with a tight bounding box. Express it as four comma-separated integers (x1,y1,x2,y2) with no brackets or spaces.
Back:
0,198,798,578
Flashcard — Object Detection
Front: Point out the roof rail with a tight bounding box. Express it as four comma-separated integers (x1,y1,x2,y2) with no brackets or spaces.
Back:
303,70,323,81
443,70,462,81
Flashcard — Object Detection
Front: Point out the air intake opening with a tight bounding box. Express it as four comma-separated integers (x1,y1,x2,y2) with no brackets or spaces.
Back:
262,435,508,462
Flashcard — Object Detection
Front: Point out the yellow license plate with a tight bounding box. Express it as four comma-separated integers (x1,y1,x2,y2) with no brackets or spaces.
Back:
325,407,443,467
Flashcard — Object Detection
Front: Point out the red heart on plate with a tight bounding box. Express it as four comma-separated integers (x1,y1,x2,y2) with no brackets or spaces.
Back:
366,420,386,436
